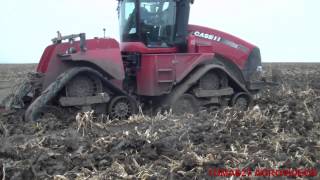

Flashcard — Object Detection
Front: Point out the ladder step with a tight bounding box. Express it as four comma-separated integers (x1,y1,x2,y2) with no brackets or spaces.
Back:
59,93,110,107
194,88,234,98
157,68,174,72
158,80,174,83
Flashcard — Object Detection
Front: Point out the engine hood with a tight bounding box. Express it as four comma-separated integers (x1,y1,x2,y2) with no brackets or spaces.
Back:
188,24,256,52
188,24,258,69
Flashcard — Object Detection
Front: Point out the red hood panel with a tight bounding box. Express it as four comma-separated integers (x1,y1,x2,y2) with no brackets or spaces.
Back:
188,24,256,69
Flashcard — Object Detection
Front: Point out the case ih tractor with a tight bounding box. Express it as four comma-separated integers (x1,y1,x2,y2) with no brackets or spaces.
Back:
9,0,271,121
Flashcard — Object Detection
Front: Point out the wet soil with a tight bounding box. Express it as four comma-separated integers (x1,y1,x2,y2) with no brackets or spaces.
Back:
0,63,319,179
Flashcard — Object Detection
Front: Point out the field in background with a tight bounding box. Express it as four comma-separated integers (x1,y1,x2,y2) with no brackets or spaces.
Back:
0,64,37,103
0,64,36,80
0,63,319,179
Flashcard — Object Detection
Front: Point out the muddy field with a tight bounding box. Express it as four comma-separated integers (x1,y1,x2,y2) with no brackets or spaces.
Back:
0,63,319,179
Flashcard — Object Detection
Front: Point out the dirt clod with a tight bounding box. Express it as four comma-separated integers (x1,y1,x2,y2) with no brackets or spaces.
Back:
0,63,320,179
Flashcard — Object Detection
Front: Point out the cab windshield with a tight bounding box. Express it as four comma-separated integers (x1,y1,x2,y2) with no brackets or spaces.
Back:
120,0,177,47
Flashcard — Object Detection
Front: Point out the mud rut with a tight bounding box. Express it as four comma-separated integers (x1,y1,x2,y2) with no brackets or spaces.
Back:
0,63,319,179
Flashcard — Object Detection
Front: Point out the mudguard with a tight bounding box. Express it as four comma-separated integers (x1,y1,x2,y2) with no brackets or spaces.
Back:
37,38,124,90
213,56,247,85
60,48,125,80
25,67,128,121
161,63,250,108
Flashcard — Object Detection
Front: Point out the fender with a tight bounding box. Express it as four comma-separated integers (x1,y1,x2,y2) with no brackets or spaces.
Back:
161,63,250,108
60,48,125,80
25,67,129,121
37,38,125,90
213,55,246,84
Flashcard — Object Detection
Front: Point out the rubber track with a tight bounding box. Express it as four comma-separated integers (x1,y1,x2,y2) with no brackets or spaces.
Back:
25,67,129,121
161,64,251,108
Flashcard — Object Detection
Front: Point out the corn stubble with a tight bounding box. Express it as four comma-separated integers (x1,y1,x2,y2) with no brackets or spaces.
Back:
0,63,319,179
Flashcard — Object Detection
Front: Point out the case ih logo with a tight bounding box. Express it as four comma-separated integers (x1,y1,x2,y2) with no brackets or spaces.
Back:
193,31,222,42
193,31,250,53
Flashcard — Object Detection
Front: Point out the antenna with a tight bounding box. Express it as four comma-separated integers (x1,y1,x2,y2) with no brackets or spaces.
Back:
57,31,62,41
103,28,106,38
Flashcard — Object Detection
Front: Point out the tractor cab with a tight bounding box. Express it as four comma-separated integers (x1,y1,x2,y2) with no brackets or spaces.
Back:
118,0,192,52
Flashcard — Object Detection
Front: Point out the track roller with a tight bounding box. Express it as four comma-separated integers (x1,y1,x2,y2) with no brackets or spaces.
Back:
108,96,137,120
171,94,199,115
231,92,252,111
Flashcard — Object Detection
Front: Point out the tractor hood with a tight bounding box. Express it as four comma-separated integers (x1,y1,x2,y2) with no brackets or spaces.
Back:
188,24,256,53
188,24,262,81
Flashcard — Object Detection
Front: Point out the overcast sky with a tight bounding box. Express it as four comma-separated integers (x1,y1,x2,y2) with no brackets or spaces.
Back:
0,0,319,63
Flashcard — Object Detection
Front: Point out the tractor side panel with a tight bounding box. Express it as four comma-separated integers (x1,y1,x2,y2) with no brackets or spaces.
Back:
37,45,56,73
174,53,215,82
136,55,173,96
37,38,124,90
63,48,125,80
136,53,214,96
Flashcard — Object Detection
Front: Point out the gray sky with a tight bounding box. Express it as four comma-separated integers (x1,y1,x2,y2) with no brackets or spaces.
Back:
0,0,319,63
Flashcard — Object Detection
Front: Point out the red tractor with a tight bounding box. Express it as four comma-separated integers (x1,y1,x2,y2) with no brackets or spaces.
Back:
19,0,270,121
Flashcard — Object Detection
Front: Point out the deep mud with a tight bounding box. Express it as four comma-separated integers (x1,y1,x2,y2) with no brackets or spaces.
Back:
0,63,319,179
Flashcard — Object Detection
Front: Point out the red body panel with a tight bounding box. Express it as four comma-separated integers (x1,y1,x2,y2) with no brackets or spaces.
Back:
37,38,124,89
136,53,214,96
121,42,178,54
188,25,256,69
121,24,257,96
37,45,56,73
37,38,120,73
37,24,257,97
63,48,124,80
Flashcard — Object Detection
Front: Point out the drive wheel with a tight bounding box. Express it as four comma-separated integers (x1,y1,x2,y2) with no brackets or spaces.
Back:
200,72,220,90
171,94,199,115
108,96,136,120
65,74,102,97
231,93,252,111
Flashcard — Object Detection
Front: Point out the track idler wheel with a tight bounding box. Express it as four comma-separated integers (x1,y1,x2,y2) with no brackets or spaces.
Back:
171,94,199,115
108,96,137,120
231,92,252,111
199,71,228,90
65,74,102,97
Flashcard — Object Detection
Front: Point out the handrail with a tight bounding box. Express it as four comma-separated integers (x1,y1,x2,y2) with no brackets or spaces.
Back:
51,31,87,52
